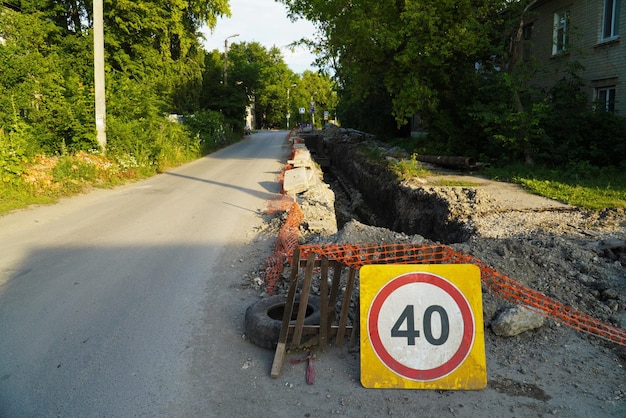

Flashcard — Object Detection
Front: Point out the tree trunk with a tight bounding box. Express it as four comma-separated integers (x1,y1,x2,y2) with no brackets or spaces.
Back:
508,0,538,165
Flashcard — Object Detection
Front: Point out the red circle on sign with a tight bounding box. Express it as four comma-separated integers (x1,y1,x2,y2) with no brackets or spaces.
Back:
367,272,475,381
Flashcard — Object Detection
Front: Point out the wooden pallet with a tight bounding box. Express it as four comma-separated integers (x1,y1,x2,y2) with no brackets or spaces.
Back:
270,248,359,378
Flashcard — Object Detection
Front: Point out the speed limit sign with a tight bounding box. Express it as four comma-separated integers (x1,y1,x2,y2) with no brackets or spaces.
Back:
360,264,486,390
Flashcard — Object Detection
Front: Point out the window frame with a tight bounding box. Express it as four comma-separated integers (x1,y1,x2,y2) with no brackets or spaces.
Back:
552,10,570,55
602,0,621,41
596,86,617,112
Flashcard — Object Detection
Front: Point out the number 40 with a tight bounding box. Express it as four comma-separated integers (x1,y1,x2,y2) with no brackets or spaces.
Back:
391,305,450,346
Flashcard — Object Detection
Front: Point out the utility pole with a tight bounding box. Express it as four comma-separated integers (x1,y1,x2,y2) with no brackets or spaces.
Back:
286,83,296,129
223,34,239,86
94,0,106,151
286,87,291,129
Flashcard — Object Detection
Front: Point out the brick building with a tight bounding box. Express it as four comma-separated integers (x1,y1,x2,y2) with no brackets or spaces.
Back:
525,0,624,114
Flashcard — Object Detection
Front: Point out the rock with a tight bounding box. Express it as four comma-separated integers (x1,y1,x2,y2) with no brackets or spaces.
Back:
491,305,546,337
601,288,619,300
283,167,310,195
599,238,626,249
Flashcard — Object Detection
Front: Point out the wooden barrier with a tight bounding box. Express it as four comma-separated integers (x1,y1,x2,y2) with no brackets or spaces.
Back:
270,248,359,378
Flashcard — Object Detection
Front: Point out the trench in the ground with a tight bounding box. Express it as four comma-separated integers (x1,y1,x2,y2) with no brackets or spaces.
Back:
322,169,473,245
303,134,473,245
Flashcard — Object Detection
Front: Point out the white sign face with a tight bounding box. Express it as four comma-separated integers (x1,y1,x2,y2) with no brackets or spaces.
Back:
299,107,305,114
367,273,474,381
360,264,486,390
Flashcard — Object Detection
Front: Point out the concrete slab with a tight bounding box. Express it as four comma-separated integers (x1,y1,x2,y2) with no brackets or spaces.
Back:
283,167,309,195
288,159,313,168
293,149,311,161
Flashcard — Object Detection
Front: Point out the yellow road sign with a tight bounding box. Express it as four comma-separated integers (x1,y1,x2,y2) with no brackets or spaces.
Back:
360,264,486,390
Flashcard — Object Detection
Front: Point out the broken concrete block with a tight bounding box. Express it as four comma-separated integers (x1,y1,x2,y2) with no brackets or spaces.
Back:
283,167,309,195
293,149,311,162
288,159,313,169
491,305,545,337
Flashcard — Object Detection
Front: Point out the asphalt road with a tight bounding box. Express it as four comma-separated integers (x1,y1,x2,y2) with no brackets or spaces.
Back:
3,130,625,418
0,131,290,417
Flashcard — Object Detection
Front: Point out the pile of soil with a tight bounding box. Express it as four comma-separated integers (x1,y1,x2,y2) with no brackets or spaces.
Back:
254,129,626,414
294,131,626,336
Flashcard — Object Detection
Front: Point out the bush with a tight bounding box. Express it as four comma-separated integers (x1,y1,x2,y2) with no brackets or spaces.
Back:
422,68,626,170
184,110,227,154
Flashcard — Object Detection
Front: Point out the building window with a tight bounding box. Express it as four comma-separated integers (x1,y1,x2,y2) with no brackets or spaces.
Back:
552,10,570,54
602,0,621,40
597,87,616,111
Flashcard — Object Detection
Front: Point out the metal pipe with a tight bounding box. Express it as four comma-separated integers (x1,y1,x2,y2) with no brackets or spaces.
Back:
416,155,477,169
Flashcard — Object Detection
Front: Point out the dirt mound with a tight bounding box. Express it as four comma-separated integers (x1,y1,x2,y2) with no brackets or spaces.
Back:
274,127,626,414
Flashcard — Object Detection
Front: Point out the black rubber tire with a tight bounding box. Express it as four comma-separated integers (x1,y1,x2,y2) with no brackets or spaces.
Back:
244,294,321,349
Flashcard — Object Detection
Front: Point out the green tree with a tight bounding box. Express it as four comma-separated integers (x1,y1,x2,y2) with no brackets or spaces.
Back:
252,46,293,129
0,9,96,154
292,70,337,128
198,42,336,131
279,0,502,132
1,0,230,159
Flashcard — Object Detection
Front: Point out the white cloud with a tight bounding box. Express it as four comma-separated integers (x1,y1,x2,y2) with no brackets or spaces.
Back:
199,0,318,74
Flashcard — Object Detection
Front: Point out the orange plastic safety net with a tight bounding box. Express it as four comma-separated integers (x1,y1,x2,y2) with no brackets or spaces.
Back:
264,135,626,347
262,136,305,291
297,243,626,347
263,201,304,293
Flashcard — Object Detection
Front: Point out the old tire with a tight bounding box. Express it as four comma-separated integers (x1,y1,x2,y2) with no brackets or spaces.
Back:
244,294,321,349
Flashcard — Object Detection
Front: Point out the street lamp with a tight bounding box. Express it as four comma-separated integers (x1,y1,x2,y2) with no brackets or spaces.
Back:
223,33,239,85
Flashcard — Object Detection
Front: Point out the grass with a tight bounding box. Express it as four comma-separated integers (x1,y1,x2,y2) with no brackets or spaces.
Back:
390,153,433,179
0,152,141,216
0,186,57,214
485,163,626,210
0,139,232,217
369,139,624,210
430,179,482,187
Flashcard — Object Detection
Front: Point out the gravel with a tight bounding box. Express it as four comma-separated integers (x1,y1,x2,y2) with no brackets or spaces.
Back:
251,134,626,415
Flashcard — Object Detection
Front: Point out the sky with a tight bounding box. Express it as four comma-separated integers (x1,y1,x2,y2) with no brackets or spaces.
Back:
200,0,318,74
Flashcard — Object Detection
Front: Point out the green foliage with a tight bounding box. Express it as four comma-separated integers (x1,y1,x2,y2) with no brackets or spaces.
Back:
52,155,98,192
360,143,432,179
336,68,400,137
485,163,626,210
200,41,337,130
292,71,337,129
279,0,625,174
279,0,502,132
0,0,237,215
106,115,203,175
0,127,29,185
0,0,230,158
0,186,56,215
537,76,626,167
431,179,481,187
184,110,227,154
391,154,432,180
0,10,96,155
460,68,626,168
200,45,254,131
0,99,35,185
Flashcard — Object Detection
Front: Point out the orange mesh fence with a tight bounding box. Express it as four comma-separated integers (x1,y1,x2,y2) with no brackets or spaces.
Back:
263,134,624,345
266,194,294,214
296,243,626,347
263,202,304,294
262,137,307,292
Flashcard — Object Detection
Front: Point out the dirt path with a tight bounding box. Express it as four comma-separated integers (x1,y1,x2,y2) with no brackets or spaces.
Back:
423,172,573,211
